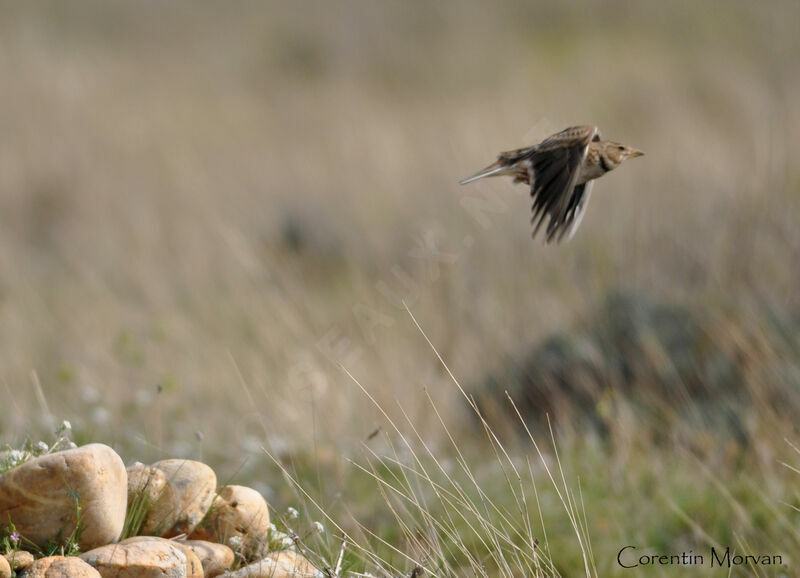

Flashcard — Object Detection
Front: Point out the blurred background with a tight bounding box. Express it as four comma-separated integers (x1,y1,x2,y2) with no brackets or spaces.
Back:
1,1,799,575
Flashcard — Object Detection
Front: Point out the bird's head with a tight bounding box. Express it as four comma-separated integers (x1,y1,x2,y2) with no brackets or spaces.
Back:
603,141,644,168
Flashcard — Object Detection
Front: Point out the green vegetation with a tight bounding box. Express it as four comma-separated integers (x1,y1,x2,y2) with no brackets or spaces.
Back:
1,422,75,476
120,476,157,542
1,424,85,560
0,1,798,576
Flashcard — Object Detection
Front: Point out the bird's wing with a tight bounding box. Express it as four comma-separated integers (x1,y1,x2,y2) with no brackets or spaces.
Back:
528,125,596,242
556,180,593,243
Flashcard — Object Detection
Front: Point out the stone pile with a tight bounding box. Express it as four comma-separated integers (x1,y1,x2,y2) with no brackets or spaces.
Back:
0,444,320,577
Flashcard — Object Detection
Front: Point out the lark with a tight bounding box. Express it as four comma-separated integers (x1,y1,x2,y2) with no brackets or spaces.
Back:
460,125,643,243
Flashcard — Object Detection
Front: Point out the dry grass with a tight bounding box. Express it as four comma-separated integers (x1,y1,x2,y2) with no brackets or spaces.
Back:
1,1,799,575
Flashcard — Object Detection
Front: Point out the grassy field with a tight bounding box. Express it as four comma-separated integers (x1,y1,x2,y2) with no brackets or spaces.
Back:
1,1,799,576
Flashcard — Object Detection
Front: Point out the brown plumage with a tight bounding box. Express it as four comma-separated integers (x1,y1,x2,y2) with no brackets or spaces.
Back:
460,125,644,243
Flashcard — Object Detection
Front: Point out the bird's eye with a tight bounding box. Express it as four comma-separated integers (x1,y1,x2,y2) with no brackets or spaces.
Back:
617,145,625,150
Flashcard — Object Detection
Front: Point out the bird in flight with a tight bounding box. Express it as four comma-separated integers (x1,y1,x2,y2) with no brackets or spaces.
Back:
460,125,643,243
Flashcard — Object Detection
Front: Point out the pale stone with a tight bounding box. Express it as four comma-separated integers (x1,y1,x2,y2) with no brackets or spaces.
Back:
19,556,101,577
0,444,127,550
80,539,196,577
126,464,175,535
0,555,9,578
120,537,204,577
183,540,234,577
226,551,319,578
268,552,319,577
190,485,270,561
4,550,34,572
148,459,217,537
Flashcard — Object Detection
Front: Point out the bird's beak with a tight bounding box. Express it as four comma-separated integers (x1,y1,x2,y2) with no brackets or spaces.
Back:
628,148,645,158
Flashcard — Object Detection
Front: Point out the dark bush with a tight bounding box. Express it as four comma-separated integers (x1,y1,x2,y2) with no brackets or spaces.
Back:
473,291,799,448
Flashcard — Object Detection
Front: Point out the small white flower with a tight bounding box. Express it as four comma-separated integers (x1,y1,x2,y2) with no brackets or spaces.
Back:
35,441,49,453
9,449,26,464
286,506,299,520
80,386,100,404
268,523,277,532
228,535,243,550
312,521,324,534
62,420,72,431
272,530,294,550
91,407,110,425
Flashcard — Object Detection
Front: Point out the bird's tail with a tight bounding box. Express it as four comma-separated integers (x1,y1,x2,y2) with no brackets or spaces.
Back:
458,160,512,185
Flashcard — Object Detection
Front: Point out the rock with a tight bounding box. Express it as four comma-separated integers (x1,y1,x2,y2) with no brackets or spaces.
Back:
120,537,204,577
0,555,9,578
269,552,319,576
146,459,217,537
126,463,174,535
18,556,101,577
81,539,201,577
182,540,234,577
190,485,270,560
0,444,127,550
4,550,35,572
226,551,319,578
